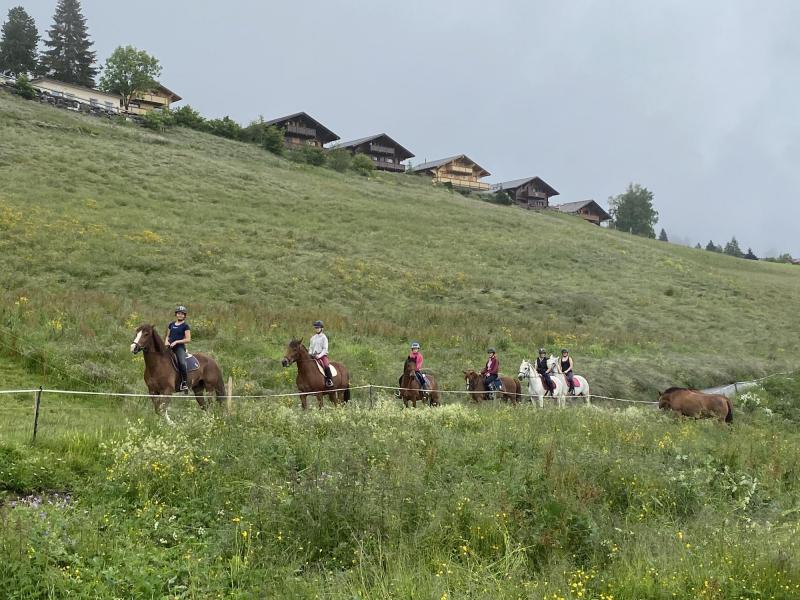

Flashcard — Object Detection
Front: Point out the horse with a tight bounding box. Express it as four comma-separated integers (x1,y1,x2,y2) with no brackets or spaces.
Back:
281,338,351,409
552,365,591,407
399,356,439,408
130,324,226,423
463,369,522,403
658,387,733,423
517,358,566,408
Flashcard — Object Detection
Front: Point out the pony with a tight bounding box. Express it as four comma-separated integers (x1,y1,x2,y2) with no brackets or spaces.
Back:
399,356,439,408
463,369,521,403
130,324,226,423
281,338,351,409
517,358,566,408
658,387,733,423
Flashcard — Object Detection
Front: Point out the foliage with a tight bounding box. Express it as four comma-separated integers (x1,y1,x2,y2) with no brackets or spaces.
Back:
351,152,374,176
490,190,513,205
239,117,268,144
705,240,722,253
39,0,97,87
694,243,702,250
141,107,175,132
325,147,352,172
171,104,206,131
205,115,242,140
608,183,659,238
98,45,161,111
288,144,326,166
13,73,36,99
0,6,39,75
744,247,758,260
658,228,668,242
261,125,284,156
723,236,743,258
764,253,794,264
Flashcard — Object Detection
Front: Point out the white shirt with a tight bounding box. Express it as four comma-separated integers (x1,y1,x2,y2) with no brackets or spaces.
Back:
309,332,329,358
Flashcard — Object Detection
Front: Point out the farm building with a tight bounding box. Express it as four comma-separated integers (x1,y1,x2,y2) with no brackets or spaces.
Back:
264,112,340,150
411,154,491,191
333,134,414,173
490,176,559,209
554,200,611,225
30,77,121,114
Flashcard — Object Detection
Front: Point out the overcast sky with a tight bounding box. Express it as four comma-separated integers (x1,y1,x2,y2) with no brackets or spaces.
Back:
12,0,800,256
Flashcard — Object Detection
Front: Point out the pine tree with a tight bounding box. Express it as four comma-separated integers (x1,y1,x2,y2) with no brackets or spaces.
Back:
40,0,96,86
705,240,720,252
0,7,39,75
658,228,668,242
744,248,758,260
694,243,702,250
723,236,743,258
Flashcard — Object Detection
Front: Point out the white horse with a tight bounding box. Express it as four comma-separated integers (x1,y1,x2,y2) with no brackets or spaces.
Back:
517,358,566,408
552,370,591,407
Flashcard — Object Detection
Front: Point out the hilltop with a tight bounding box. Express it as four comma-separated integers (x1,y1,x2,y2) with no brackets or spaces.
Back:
0,91,798,397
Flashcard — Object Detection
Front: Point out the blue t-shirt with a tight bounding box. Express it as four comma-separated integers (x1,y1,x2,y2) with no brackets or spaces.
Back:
167,321,191,347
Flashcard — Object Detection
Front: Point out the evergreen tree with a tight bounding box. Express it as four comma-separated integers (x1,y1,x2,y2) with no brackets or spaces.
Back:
658,228,668,242
744,248,758,260
608,183,659,238
723,236,743,258
694,243,702,250
705,240,720,252
40,0,96,86
0,7,39,75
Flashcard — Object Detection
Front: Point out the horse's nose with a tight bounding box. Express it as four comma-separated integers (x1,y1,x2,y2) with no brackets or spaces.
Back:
130,343,137,353
281,358,288,367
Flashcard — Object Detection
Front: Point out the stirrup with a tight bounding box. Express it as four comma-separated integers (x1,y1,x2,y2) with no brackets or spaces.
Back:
325,378,334,388
180,381,189,394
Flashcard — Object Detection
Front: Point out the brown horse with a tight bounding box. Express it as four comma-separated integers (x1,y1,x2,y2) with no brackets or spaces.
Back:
658,387,733,423
463,369,522,403
130,324,226,422
400,356,440,408
281,339,351,409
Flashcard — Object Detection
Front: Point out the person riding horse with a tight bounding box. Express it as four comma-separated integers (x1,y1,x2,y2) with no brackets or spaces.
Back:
396,341,427,397
309,320,334,388
165,305,191,393
559,348,575,396
481,348,501,391
535,348,556,396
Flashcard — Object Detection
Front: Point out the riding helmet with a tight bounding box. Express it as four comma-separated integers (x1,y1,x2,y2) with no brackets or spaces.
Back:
175,305,188,314
538,348,546,354
313,320,324,328
410,342,421,349
487,348,496,354
561,348,569,354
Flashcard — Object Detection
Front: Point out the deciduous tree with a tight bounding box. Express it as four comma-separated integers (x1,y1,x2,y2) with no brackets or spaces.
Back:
608,183,659,238
99,46,161,111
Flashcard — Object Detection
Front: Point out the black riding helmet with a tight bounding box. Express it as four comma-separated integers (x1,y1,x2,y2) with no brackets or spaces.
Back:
175,305,188,315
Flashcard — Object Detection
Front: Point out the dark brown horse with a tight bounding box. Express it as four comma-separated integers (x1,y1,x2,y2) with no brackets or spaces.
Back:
658,387,733,423
463,369,522,403
400,356,440,408
130,324,226,422
281,339,351,409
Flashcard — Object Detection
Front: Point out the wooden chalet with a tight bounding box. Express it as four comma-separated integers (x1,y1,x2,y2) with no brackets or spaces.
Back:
126,83,182,115
264,111,340,149
554,200,611,225
411,154,491,191
490,176,559,209
30,77,121,114
334,133,414,173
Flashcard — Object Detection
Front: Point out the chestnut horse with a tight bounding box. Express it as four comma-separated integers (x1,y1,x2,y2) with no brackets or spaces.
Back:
281,339,351,409
400,356,440,408
463,369,522,403
658,387,733,423
130,324,226,423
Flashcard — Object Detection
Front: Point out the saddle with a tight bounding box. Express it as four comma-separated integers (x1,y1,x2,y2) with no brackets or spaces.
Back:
314,359,338,378
171,352,200,373
539,375,556,391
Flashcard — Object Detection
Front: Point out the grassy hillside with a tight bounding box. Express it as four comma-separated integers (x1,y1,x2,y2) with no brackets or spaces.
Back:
0,92,798,400
2,92,800,599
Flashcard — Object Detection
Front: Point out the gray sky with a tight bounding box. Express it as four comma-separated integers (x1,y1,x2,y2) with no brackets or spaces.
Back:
13,0,800,256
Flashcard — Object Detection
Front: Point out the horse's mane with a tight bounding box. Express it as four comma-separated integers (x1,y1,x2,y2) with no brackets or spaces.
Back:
289,339,307,351
663,386,697,394
138,324,166,353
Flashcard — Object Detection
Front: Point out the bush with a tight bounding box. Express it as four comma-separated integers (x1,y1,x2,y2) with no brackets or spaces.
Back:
13,74,36,100
206,116,242,140
486,190,512,205
172,105,206,131
141,108,175,132
326,147,352,172
239,118,267,144
288,145,326,166
261,125,284,156
351,153,374,176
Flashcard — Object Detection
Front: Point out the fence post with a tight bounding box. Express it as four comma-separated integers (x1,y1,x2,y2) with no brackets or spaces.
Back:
32,385,43,442
368,385,373,409
226,376,233,412
733,382,738,394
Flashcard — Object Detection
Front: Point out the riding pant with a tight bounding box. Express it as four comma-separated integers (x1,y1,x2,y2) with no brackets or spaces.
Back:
484,373,500,391
564,372,575,391
173,345,188,384
538,370,555,392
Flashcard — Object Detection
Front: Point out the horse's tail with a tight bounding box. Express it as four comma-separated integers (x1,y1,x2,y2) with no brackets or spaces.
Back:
725,397,733,423
216,374,226,399
514,379,522,401
343,384,351,403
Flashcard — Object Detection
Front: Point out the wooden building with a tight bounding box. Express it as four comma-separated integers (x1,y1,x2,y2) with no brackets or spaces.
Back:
126,84,182,115
334,133,414,173
30,77,121,114
264,111,340,149
490,176,559,209
554,200,611,225
411,154,491,191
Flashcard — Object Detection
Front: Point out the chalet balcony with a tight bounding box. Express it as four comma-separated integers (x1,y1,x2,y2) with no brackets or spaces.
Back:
369,143,395,155
286,124,317,137
435,176,490,191
374,160,405,172
446,165,474,175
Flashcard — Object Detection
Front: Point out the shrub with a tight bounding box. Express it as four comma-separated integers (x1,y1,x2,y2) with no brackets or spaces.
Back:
488,190,513,205
351,153,374,176
288,145,326,166
206,116,242,140
141,108,175,132
239,118,267,144
326,147,352,172
172,104,206,131
261,125,284,156
13,74,36,100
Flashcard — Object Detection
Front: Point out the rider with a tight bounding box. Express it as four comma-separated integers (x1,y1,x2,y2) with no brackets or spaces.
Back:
397,341,427,396
309,320,334,388
481,348,500,391
559,348,575,395
166,305,191,393
535,348,556,396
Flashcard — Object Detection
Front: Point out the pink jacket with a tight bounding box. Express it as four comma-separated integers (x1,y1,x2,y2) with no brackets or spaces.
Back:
408,351,423,371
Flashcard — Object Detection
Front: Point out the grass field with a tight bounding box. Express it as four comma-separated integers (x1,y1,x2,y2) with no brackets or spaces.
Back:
1,91,800,598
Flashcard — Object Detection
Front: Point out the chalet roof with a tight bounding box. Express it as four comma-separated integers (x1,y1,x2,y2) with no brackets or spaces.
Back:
491,176,559,197
153,83,182,102
411,154,491,177
555,200,611,221
264,111,340,144
30,77,120,101
335,133,414,161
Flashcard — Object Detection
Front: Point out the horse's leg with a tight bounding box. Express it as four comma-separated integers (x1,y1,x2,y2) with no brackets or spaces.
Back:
300,394,308,410
193,384,208,410
317,393,324,409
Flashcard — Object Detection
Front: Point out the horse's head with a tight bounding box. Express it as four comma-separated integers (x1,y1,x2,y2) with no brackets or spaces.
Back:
463,369,479,391
518,359,532,380
547,356,558,371
281,338,304,367
657,390,670,410
131,324,158,354
403,356,417,375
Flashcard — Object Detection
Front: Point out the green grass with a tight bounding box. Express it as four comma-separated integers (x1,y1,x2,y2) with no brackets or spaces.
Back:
2,91,800,598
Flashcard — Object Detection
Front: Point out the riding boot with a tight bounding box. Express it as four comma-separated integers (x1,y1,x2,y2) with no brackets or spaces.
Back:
323,366,334,388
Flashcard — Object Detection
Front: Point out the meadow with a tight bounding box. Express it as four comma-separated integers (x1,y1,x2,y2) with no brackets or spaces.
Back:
1,91,800,598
